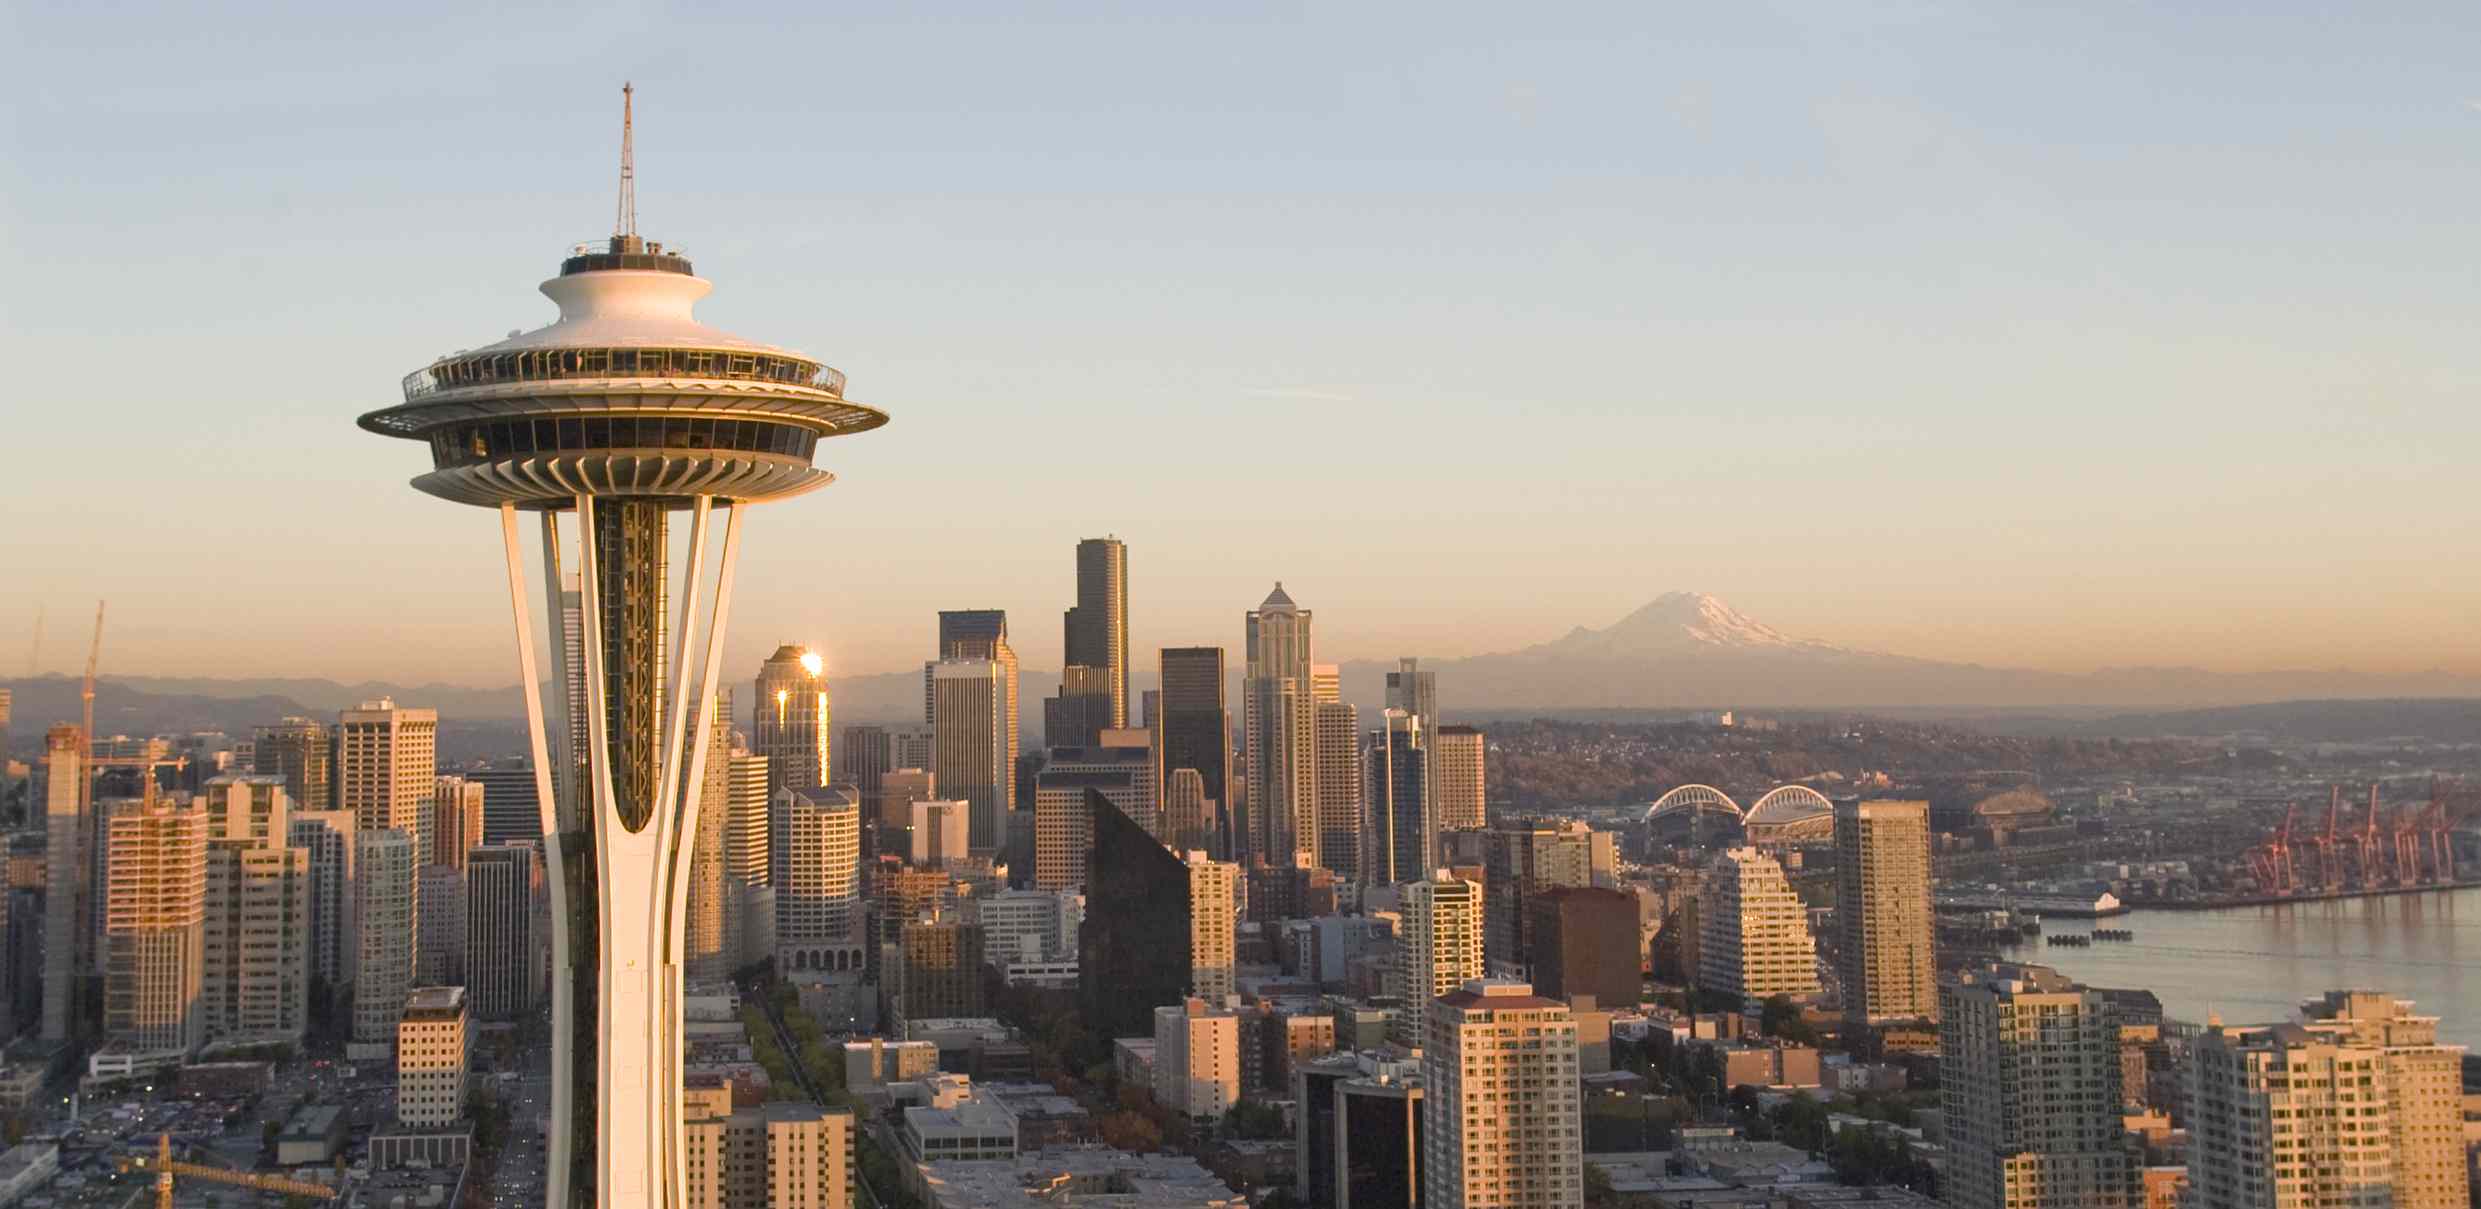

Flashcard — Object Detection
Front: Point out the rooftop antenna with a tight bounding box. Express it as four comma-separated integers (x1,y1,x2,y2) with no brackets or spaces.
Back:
615,82,638,244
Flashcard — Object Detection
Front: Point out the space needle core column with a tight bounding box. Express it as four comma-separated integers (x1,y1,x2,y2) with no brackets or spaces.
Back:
360,86,887,1208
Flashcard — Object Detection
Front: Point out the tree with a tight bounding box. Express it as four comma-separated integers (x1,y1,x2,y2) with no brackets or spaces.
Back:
1097,1110,1162,1152
1583,1160,1615,1207
1759,995,1820,1046
1223,1100,1286,1140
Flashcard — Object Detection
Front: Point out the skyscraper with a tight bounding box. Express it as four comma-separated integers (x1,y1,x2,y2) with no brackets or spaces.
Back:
397,986,471,1129
104,796,209,1062
1156,647,1231,857
1384,658,1436,727
1940,963,2133,1209
755,646,831,805
1697,847,1820,1006
253,717,333,811
928,608,1019,766
432,774,485,870
1063,536,1129,728
1244,585,1315,865
1365,711,1429,885
201,776,310,1043
1312,698,1362,879
1186,849,1240,1006
362,98,893,1202
40,724,86,1041
930,659,1011,854
772,787,862,977
686,697,733,984
337,699,438,852
465,842,542,1023
1078,791,1191,1039
1430,726,1486,834
1463,820,1617,975
893,914,985,1022
469,762,542,851
907,799,969,868
1154,998,1242,1120
416,863,467,986
1392,875,1484,1048
1833,799,1937,1025
1422,979,1582,1209
1163,768,1212,854
351,829,417,1060
288,810,358,998
2189,991,2470,1209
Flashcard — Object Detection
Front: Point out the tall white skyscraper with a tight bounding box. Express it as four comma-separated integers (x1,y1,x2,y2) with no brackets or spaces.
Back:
337,699,438,849
1384,658,1437,725
1696,847,1819,1005
1392,874,1485,1048
1244,584,1315,865
724,752,771,971
1422,979,1583,1209
772,787,862,977
2189,991,2470,1209
351,829,418,1060
201,775,310,1043
102,796,209,1063
1940,963,2132,1209
1834,799,1937,1025
1185,850,1240,1007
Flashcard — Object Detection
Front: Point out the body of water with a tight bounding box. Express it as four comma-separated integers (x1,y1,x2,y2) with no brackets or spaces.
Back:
1997,885,2481,1049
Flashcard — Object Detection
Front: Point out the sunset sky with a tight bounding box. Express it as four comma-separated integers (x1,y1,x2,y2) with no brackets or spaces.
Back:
5,3,2478,686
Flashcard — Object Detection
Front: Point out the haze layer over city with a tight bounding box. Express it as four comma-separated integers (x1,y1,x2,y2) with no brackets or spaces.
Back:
1,6,2477,1209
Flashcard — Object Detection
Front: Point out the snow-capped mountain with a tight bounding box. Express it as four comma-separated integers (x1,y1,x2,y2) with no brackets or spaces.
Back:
1529,591,1850,659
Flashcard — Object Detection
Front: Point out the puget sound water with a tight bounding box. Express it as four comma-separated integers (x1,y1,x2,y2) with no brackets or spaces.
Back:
1998,884,2481,1048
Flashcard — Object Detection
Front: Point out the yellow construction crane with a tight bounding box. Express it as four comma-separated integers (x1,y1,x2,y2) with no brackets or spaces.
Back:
120,1133,340,1208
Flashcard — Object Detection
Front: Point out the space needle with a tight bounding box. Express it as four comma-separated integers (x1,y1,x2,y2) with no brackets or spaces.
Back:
359,86,886,1207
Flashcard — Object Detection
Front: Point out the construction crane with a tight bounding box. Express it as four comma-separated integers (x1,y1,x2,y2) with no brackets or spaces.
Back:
120,1133,339,1209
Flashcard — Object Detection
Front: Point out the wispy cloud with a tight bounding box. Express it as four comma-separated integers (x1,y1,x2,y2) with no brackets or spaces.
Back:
2466,98,2481,112
1247,386,1358,403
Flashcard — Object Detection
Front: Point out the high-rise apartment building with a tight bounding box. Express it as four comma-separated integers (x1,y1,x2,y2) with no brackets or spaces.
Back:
1431,726,1487,834
1940,963,2132,1209
930,659,1011,854
1524,887,1641,1010
1384,658,1437,727
681,1098,856,1209
201,776,310,1043
1392,875,1484,1048
1696,848,1819,1006
1244,586,1316,865
772,787,863,977
2189,991,2469,1209
397,986,471,1129
1187,850,1240,1007
253,718,333,811
755,646,831,806
289,810,357,995
1065,537,1130,729
351,828,418,1060
102,796,209,1062
40,724,86,1041
1154,998,1242,1120
431,775,485,870
337,699,439,850
465,842,542,1022
1156,647,1231,858
1366,711,1429,885
1422,979,1583,1209
1833,799,1936,1025
1313,698,1362,879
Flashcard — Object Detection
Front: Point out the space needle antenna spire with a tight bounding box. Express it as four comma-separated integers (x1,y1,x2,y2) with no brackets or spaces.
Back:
615,81,637,241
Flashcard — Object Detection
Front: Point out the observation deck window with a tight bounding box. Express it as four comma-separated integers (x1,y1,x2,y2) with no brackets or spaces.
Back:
427,417,818,469
402,346,846,401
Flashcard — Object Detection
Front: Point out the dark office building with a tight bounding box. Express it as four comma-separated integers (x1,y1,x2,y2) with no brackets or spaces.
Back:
1078,790,1189,1040
1155,647,1230,857
1295,1052,1424,1209
1524,886,1641,1009
469,762,542,850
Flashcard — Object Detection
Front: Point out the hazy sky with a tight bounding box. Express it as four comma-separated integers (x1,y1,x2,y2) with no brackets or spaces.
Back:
5,2,2477,687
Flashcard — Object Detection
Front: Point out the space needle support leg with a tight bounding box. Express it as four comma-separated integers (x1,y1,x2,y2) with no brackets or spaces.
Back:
663,497,742,1209
500,502,573,1209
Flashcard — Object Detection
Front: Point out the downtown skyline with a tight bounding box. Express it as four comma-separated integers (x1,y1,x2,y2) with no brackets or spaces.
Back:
8,4,2481,687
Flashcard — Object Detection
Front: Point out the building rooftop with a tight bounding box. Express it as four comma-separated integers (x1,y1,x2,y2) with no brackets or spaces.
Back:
403,986,468,1019
915,1147,1246,1209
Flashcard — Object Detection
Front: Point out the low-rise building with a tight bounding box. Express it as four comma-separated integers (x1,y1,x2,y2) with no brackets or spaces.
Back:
901,1075,1020,1162
0,1143,59,1208
276,1103,348,1165
909,1148,1247,1209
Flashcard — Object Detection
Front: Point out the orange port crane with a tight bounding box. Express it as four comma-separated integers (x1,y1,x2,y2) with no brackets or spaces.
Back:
120,1133,339,1209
